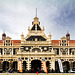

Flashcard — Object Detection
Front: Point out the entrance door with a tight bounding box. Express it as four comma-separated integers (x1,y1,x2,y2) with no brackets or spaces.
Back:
31,60,41,71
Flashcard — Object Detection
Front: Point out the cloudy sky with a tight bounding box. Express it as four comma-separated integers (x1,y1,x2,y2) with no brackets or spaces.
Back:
0,0,75,40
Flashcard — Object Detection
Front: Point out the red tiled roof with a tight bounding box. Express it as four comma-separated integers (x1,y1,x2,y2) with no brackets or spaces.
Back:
0,40,3,43
51,40,61,43
69,40,75,43
11,40,21,43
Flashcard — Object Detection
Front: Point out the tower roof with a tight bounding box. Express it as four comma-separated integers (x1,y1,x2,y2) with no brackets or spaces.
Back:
66,33,70,36
2,33,6,36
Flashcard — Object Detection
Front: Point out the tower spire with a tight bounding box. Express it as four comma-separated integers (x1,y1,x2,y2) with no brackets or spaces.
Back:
67,30,68,33
4,30,5,33
36,8,37,17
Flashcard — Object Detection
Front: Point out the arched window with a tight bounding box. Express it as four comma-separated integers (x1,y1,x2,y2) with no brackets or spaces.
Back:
62,51,66,55
32,48,41,52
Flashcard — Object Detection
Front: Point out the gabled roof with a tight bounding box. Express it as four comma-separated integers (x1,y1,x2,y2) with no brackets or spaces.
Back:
61,36,66,39
6,36,11,39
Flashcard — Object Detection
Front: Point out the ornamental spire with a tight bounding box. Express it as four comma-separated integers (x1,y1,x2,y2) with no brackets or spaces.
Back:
36,8,37,17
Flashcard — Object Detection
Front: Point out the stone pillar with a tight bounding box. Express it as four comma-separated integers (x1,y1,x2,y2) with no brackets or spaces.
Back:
12,48,13,55
50,58,55,70
22,61,23,72
59,48,60,55
3,48,4,55
0,59,2,72
70,61,73,69
41,61,43,70
9,60,13,69
27,58,31,70
68,48,69,55
49,61,51,70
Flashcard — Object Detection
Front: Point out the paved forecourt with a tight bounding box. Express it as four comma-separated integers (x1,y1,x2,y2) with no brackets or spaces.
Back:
0,73,75,75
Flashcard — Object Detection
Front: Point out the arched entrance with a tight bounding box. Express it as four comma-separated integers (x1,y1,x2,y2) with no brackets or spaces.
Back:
23,61,26,73
63,61,70,73
46,61,50,71
31,60,41,71
73,62,75,68
55,61,60,73
3,61,9,71
13,61,17,72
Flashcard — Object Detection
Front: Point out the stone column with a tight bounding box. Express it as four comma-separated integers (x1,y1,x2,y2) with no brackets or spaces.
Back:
70,61,73,69
27,58,31,70
68,48,69,55
59,48,60,55
41,61,43,70
50,58,55,70
22,61,23,72
3,48,4,55
0,59,2,72
9,60,13,69
12,48,13,55
49,61,51,70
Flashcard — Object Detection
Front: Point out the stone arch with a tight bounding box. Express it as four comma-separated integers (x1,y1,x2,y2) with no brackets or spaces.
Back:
73,61,75,68
3,61,9,71
13,61,18,72
23,61,27,73
63,61,70,73
31,59,41,70
30,46,43,52
46,61,50,71
55,61,60,73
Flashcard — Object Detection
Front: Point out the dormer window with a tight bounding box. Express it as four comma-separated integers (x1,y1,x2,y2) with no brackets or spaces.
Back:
6,40,10,43
62,40,66,43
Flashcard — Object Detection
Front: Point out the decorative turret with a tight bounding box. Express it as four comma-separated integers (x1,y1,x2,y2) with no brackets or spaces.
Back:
25,8,47,41
48,33,51,40
66,32,70,41
21,32,24,39
32,8,40,30
2,32,6,40
48,33,51,43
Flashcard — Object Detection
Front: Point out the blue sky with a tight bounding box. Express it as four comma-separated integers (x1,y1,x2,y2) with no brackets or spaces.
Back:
0,0,75,40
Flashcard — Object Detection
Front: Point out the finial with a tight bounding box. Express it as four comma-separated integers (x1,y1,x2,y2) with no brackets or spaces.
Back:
36,8,37,17
22,32,23,35
67,30,68,33
4,30,5,33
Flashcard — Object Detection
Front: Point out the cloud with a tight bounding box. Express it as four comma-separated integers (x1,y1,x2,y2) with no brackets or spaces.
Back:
0,0,75,40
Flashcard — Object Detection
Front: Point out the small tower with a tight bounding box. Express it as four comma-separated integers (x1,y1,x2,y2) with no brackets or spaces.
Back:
21,32,24,39
66,32,70,41
48,33,51,40
2,32,6,40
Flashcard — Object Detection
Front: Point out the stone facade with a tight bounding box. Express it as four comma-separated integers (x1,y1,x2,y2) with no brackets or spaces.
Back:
0,16,75,72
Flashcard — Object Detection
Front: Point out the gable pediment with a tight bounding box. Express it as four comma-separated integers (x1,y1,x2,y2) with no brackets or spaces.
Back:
26,36,46,41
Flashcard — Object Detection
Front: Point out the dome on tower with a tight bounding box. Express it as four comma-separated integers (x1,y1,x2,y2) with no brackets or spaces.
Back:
2,32,6,40
2,33,6,36
66,33,70,36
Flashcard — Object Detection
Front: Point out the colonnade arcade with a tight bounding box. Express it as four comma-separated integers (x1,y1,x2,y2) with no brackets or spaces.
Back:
0,56,53,72
55,59,75,72
0,58,75,72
